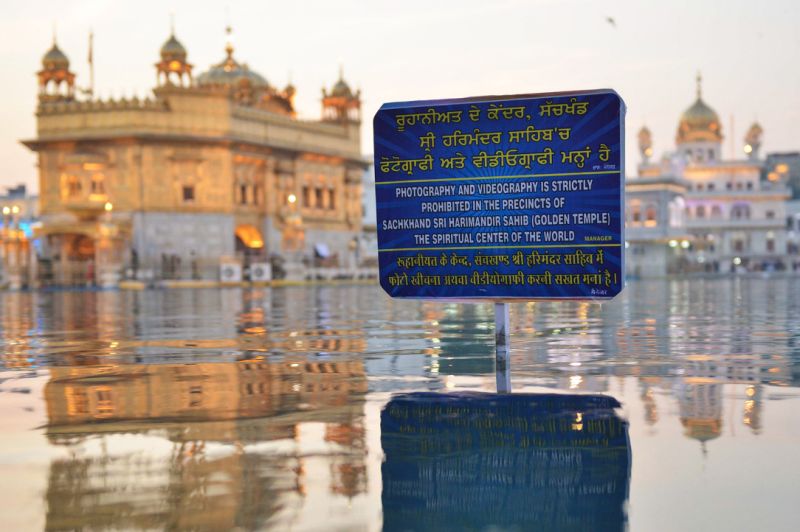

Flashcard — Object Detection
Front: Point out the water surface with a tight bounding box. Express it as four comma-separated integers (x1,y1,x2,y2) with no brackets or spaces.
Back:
1,279,799,531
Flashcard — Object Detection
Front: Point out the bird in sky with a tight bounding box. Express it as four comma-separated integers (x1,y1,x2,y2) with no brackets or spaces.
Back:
606,16,616,28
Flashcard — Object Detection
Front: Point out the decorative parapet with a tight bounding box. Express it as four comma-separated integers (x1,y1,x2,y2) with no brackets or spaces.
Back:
231,104,346,136
231,104,363,163
37,96,169,115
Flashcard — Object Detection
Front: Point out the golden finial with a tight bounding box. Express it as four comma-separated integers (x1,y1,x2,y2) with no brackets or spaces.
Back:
170,11,175,36
224,10,234,58
696,71,702,100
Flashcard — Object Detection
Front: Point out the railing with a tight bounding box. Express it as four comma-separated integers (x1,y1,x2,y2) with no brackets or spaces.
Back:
683,217,786,229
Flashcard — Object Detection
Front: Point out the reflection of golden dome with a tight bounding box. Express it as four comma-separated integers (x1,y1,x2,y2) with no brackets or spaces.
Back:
676,73,722,144
681,417,722,442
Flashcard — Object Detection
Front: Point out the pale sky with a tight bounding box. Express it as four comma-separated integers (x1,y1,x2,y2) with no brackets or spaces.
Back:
1,0,798,192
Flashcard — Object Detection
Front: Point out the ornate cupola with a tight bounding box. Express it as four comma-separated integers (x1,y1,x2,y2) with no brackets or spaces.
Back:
322,67,361,122
196,25,269,106
638,125,653,164
38,35,75,102
155,23,193,87
675,73,723,163
743,122,763,160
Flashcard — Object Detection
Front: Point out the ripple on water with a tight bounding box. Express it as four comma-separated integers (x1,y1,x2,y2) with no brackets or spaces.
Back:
0,280,799,530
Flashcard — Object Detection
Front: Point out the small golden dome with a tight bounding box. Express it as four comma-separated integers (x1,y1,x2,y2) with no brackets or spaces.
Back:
745,122,763,141
327,66,356,99
42,43,69,70
638,126,652,148
160,34,187,62
331,78,353,98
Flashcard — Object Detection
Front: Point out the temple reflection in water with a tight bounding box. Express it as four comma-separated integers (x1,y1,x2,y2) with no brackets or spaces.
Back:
43,357,368,530
1,279,799,529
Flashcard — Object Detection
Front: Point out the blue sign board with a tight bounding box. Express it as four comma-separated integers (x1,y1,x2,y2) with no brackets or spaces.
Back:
373,89,625,299
381,392,631,531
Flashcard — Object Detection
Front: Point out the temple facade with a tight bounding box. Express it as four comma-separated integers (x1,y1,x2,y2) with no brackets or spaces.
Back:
626,75,794,276
21,29,366,287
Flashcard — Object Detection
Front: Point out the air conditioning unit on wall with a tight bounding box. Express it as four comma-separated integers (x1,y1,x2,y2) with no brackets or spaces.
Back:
220,262,242,283
249,262,272,282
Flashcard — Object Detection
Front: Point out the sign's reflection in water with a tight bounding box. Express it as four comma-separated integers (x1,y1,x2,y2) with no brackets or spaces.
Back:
381,392,630,532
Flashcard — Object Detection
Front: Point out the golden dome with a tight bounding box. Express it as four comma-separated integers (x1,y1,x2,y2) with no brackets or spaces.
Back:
196,38,268,89
196,56,268,88
326,66,356,99
42,43,69,70
638,126,652,149
676,73,722,144
160,34,187,62
745,122,763,143
331,78,353,98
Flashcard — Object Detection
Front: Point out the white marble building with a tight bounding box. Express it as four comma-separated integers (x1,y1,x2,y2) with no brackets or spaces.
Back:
626,75,793,276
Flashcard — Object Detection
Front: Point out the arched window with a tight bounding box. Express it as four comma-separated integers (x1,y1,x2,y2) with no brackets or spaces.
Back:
696,205,706,218
328,188,336,210
645,204,657,225
731,204,751,220
711,205,722,218
90,173,105,195
66,175,82,198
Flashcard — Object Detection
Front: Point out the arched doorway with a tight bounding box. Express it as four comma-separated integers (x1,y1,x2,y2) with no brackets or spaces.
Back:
235,224,265,275
42,233,96,286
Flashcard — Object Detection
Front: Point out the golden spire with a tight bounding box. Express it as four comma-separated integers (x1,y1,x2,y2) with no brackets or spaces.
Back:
224,22,233,59
224,6,234,59
696,71,702,100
